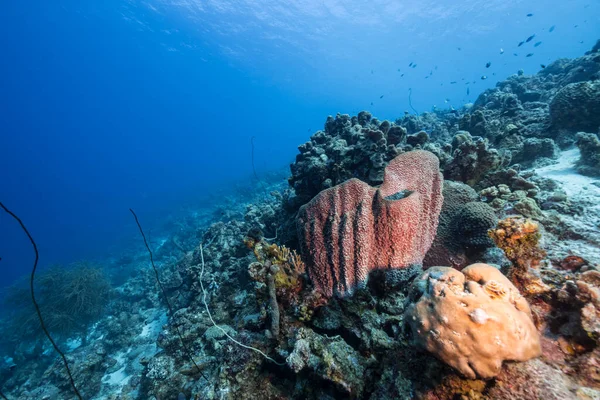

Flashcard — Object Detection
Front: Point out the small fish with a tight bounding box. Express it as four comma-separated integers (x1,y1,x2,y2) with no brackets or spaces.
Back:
513,53,519,56
429,70,433,76
401,74,405,77
444,98,450,103
540,64,546,69
380,95,384,99
467,87,470,95
526,13,533,17
397,68,401,72
549,25,555,32
450,81,457,84
371,69,374,74
370,102,374,105
526,53,534,57
486,62,491,68
409,62,413,67
500,48,504,54
534,41,542,47
574,24,578,28
412,64,417,68
580,41,584,44
518,41,525,47
457,47,462,51
526,34,536,43
481,75,487,80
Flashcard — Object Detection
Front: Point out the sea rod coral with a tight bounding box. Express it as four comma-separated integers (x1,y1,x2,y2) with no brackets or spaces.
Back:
297,150,443,298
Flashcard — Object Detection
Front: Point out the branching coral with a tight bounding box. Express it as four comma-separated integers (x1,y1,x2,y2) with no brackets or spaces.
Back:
245,237,308,338
4,263,111,342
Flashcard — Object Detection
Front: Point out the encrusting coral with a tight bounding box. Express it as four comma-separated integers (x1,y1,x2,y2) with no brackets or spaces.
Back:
489,217,550,295
297,150,443,298
404,263,541,379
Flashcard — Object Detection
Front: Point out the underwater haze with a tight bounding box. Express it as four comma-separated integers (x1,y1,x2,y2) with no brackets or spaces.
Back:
1,0,600,398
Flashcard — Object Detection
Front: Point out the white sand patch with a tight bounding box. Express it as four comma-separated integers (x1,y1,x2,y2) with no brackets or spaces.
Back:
140,312,168,339
533,148,600,263
102,352,130,388
535,148,600,199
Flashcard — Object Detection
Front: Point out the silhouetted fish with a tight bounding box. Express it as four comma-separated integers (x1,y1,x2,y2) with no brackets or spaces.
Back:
514,53,519,56
526,13,533,17
526,53,534,57
401,74,405,77
450,81,457,84
540,64,546,69
409,62,413,67
457,47,462,51
549,25,555,32
526,35,536,43
467,87,470,95
481,75,487,80
518,41,525,47
380,95,384,99
486,62,491,68
412,64,417,68
534,41,542,47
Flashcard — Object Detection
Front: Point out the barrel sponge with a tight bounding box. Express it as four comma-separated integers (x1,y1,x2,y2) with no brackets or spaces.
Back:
297,150,443,298
404,264,541,379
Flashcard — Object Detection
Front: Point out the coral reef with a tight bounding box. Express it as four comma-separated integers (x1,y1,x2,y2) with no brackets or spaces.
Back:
5,41,600,400
297,150,443,297
405,264,541,379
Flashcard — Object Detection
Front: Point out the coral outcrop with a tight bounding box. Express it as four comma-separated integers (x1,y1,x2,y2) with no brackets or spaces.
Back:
424,181,497,270
404,263,541,379
297,150,443,297
550,81,600,133
444,132,508,187
489,217,550,295
576,132,600,176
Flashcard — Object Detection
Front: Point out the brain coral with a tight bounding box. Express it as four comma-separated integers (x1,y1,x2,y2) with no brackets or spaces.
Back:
423,181,486,270
453,201,498,249
404,263,541,379
297,150,443,298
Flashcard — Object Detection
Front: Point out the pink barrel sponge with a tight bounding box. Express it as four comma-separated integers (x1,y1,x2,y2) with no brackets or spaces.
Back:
297,150,444,297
